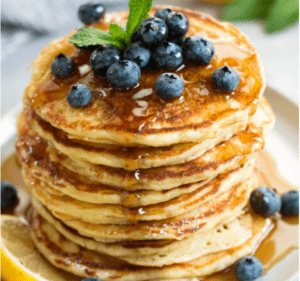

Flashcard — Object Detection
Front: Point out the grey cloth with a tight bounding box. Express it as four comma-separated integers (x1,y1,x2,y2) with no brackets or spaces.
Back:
1,0,128,61
2,0,128,31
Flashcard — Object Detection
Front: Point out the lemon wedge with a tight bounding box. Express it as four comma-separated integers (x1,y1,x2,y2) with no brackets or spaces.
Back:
1,214,79,281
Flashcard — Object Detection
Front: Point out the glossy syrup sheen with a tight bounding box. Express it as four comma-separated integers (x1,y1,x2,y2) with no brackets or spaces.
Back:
30,8,263,134
1,150,298,280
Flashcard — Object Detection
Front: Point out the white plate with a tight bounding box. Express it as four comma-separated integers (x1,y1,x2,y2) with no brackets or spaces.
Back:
1,86,299,281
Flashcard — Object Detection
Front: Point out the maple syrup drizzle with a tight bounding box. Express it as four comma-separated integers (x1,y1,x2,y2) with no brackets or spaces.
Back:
1,149,298,280
30,9,263,137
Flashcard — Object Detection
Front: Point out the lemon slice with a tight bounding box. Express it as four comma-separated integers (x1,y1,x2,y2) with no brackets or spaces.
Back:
1,214,79,281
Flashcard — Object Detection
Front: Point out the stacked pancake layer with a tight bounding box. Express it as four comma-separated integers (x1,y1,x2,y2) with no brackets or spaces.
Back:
16,7,275,280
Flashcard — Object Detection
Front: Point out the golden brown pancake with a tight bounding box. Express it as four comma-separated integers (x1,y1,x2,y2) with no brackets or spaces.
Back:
24,6,265,147
23,159,255,224
46,97,273,191
15,5,275,280
32,204,254,267
29,210,272,280
26,107,245,171
31,177,253,242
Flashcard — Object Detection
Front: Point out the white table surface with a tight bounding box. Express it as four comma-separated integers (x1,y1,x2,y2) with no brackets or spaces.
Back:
1,0,299,118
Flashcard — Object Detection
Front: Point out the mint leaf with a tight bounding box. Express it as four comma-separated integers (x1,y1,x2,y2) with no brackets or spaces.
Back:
126,0,153,39
221,0,274,21
69,0,154,49
109,24,129,45
266,0,299,33
68,28,124,49
221,0,298,33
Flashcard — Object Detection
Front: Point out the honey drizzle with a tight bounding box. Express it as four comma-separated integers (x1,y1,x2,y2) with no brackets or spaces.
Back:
1,150,298,280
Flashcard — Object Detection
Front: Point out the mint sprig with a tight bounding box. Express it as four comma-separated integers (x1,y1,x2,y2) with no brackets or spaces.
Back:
69,0,153,49
221,0,299,33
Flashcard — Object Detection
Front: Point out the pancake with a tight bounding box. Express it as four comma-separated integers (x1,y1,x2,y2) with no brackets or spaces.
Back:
26,106,245,171
47,97,274,191
32,205,253,267
25,6,265,147
31,177,254,242
30,210,272,280
16,113,245,208
23,158,255,224
15,4,276,279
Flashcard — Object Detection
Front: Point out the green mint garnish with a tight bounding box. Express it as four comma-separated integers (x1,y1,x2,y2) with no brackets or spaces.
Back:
221,0,298,33
69,0,154,49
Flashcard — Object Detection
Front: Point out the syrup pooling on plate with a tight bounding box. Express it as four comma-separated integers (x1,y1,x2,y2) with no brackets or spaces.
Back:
6,4,295,280
30,8,263,135
1,150,298,280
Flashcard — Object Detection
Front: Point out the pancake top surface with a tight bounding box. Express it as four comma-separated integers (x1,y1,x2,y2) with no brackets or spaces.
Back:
27,6,265,146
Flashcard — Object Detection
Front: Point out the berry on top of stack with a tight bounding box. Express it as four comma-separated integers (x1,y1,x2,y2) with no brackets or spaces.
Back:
12,2,297,281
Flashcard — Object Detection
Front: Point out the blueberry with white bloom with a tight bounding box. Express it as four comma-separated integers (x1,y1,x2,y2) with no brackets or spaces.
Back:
153,42,183,69
78,3,105,24
155,73,184,99
124,42,151,68
281,190,299,216
51,54,75,78
107,60,141,88
1,181,17,210
154,8,172,19
183,36,214,65
139,17,168,48
90,46,121,76
164,12,189,39
234,256,263,281
211,66,240,92
170,36,186,47
250,186,281,217
67,84,92,108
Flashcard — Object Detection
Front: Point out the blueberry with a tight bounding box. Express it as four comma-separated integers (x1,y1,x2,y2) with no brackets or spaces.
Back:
51,54,75,78
154,8,172,19
107,60,141,88
170,36,186,47
281,190,299,216
211,66,240,92
164,12,189,39
124,42,151,68
234,256,263,281
183,36,214,65
131,31,142,43
250,187,281,217
67,84,92,108
78,3,105,24
1,182,17,210
155,73,184,99
153,42,183,69
139,17,168,48
90,46,121,76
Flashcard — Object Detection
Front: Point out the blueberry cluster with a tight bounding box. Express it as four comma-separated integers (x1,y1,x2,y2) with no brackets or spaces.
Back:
85,8,193,99
250,186,299,217
233,187,299,281
50,5,242,108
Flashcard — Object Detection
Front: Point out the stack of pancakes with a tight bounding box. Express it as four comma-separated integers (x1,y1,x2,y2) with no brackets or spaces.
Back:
16,7,275,280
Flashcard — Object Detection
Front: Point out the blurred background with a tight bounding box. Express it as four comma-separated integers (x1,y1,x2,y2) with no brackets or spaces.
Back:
1,0,299,116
